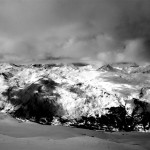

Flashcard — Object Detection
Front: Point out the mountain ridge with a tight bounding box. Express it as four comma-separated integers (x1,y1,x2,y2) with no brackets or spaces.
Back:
0,62,150,131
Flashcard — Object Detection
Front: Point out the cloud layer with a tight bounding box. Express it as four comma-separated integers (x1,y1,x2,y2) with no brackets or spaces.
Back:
0,0,150,63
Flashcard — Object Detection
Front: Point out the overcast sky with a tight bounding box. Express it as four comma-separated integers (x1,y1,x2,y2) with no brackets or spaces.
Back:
0,0,150,64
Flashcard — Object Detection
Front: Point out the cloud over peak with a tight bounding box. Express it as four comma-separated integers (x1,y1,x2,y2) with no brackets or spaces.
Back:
0,0,150,64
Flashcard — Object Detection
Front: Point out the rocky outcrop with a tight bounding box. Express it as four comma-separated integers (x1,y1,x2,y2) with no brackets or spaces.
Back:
99,62,139,73
139,87,150,100
98,64,116,72
129,65,150,74
3,78,64,123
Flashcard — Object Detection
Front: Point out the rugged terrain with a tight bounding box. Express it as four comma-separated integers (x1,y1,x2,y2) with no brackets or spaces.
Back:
0,62,150,131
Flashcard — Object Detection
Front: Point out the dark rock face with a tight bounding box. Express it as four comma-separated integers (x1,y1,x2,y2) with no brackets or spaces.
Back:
98,62,140,73
0,72,13,80
139,87,150,98
32,64,43,68
69,86,84,97
132,98,150,130
72,62,89,67
4,78,64,124
98,64,117,72
111,62,139,68
71,99,150,131
130,65,150,74
44,64,58,69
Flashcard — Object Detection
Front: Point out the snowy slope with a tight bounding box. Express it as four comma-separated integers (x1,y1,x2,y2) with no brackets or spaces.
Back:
0,62,150,130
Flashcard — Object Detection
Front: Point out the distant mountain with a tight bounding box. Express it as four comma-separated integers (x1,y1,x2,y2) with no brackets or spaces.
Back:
97,62,150,75
130,65,150,74
111,62,139,68
98,64,117,72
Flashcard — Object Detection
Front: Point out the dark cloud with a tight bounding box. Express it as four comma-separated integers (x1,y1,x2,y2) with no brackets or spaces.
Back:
0,0,150,63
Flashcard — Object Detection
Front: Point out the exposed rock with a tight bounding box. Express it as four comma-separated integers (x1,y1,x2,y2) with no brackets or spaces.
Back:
71,62,89,67
0,101,5,110
32,64,43,68
139,87,150,100
130,65,150,74
98,64,116,72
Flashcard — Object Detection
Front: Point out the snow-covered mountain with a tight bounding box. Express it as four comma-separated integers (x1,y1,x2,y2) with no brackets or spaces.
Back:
0,62,150,131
